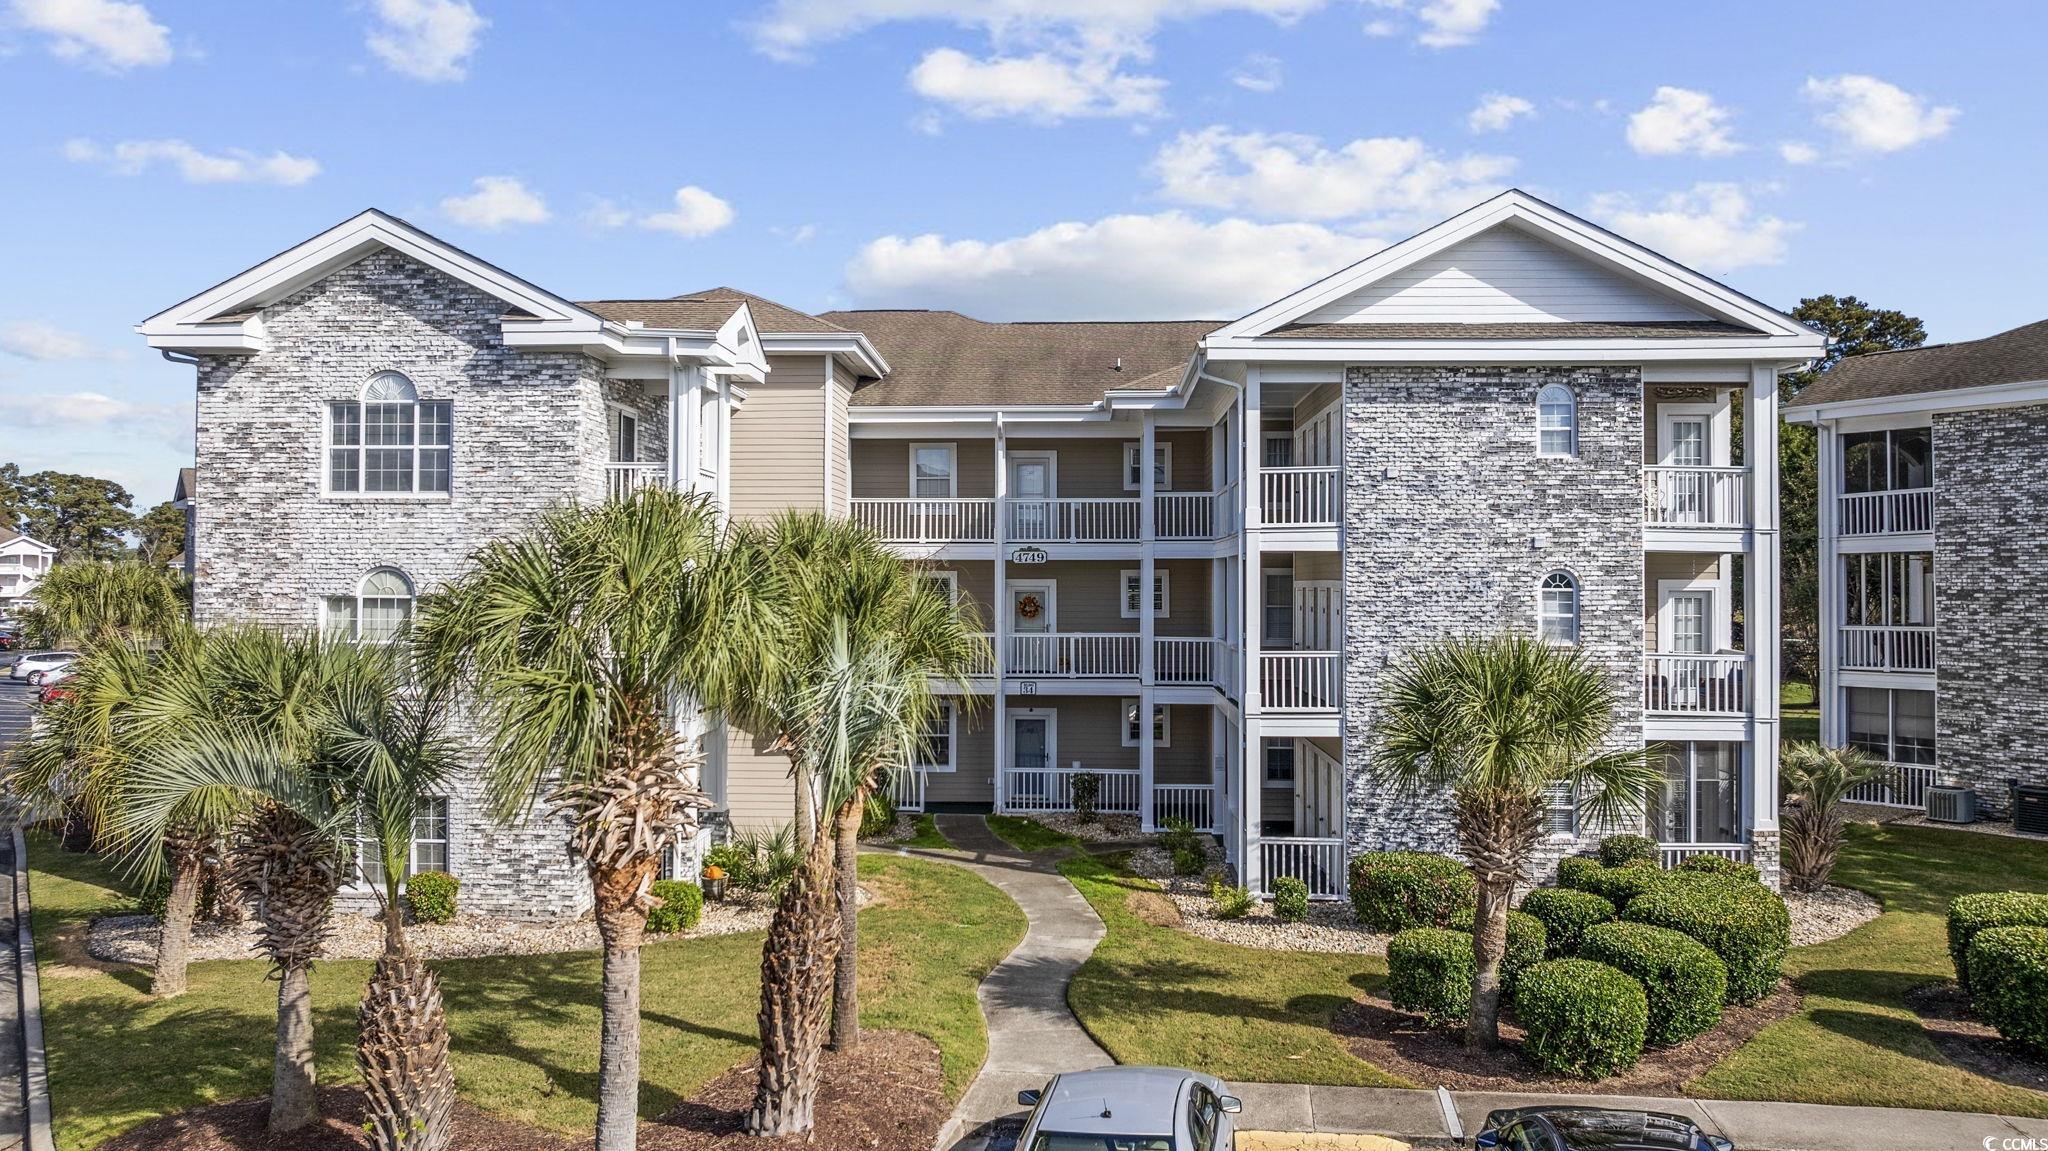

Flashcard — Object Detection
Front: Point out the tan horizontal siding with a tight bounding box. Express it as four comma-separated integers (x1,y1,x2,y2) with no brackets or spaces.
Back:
1644,553,1721,650
730,355,826,519
1007,438,1124,499
723,725,796,832
851,438,996,499
927,706,995,804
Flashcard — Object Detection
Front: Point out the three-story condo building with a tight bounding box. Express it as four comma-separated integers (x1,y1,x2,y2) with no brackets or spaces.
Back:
142,190,1823,913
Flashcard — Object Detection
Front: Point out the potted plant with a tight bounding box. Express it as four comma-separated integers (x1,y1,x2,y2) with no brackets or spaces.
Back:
702,864,728,902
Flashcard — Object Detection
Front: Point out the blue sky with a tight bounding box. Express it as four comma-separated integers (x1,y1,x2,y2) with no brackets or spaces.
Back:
2,0,2041,506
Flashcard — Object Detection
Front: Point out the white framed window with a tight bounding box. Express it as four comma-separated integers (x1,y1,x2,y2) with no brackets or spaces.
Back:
1262,433,1294,469
358,796,450,886
1537,570,1579,645
1262,738,1295,784
1650,742,1742,844
1120,569,1169,619
324,568,416,643
609,406,640,464
1122,442,1173,491
909,443,957,499
1544,781,1577,837
1536,384,1577,457
328,371,451,495
914,702,957,772
917,568,959,607
1121,699,1170,747
1845,687,1937,765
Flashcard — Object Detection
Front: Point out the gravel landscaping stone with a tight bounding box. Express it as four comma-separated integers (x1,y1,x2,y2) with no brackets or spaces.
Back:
1031,811,1145,843
1784,883,1883,947
1126,843,1390,955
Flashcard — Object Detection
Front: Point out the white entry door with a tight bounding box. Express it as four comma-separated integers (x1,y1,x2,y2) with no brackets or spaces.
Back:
1656,405,1716,524
1657,584,1717,709
1009,581,1055,675
1008,453,1055,539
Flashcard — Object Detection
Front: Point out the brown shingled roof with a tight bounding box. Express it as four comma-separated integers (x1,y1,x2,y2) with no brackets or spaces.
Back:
577,298,746,331
1266,320,1760,340
672,287,851,334
1792,318,2048,408
821,310,1217,407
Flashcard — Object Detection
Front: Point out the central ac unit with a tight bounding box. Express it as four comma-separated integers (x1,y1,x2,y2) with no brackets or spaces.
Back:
2014,784,2048,836
1926,786,1977,824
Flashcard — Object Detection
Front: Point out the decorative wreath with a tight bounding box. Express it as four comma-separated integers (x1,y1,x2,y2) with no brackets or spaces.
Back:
1017,594,1044,620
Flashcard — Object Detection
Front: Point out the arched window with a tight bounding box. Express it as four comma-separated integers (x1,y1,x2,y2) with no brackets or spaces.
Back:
328,371,452,494
1538,570,1579,645
1536,384,1577,457
325,568,415,642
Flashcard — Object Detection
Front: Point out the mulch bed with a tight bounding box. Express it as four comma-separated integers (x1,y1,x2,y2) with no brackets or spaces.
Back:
97,1030,950,1151
1907,983,2048,1093
1336,984,1802,1095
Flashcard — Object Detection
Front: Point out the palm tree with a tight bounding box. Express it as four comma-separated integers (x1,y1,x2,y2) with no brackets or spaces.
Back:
17,557,190,649
1373,633,1661,1050
411,488,769,1151
1779,741,1883,892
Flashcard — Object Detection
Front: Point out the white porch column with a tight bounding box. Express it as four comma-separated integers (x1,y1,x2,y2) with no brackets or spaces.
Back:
716,374,733,513
1240,368,1265,889
1746,363,1782,833
1139,419,1158,830
992,417,1009,813
1815,418,1840,747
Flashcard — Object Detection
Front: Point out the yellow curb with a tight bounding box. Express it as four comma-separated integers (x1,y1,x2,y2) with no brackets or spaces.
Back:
1235,1133,1411,1151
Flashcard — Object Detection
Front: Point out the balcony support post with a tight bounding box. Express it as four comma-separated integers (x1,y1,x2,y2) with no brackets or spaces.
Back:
1816,418,1840,746
993,415,1010,813
1240,368,1265,890
1745,362,1782,833
1140,419,1158,831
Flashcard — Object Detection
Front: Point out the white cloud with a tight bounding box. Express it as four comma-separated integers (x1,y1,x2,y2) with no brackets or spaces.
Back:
439,176,549,229
0,390,186,447
62,138,320,186
1151,125,1513,222
641,186,736,238
1778,140,1820,165
1229,52,1282,93
0,320,122,361
909,47,1163,121
845,211,1384,320
582,199,633,230
1587,183,1797,272
366,0,485,82
772,223,820,244
1363,0,1499,47
1467,92,1533,133
1626,86,1741,156
7,0,170,69
1802,74,1957,154
746,1,1327,62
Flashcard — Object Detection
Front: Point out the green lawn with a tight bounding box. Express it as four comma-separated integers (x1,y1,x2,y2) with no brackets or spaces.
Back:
1782,680,1820,746
26,831,1025,1150
1693,823,2048,1117
986,815,1083,855
1060,854,1411,1087
900,813,951,850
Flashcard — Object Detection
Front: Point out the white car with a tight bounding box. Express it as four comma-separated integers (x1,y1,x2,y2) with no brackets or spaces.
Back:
11,651,79,682
1015,1067,1240,1151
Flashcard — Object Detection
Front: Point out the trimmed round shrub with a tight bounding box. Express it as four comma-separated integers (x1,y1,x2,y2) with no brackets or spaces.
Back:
1579,921,1727,1046
1272,876,1310,923
1513,958,1649,1079
1966,926,2048,1056
1598,834,1660,869
1676,854,1758,881
1209,879,1254,920
1448,908,1547,997
1566,861,1675,910
1948,892,2048,993
1387,927,1474,1026
405,871,460,925
1348,851,1476,932
1520,887,1616,959
1554,855,1604,891
1623,877,1789,1004
646,879,704,934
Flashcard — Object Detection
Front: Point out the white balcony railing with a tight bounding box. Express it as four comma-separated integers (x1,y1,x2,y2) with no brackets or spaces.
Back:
1154,492,1214,540
1006,632,1140,677
1839,488,1933,536
1657,841,1751,870
1002,767,1140,814
1847,762,1940,810
604,462,667,500
1154,637,1219,685
1643,654,1751,715
1643,466,1749,528
852,498,996,544
962,633,997,679
1153,784,1216,832
1259,651,1341,712
1005,498,1141,543
886,768,926,813
1259,836,1347,899
1259,467,1340,528
1839,625,1935,672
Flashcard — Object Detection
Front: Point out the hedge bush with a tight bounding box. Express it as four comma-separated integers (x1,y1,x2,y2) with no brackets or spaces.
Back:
1598,834,1660,869
1623,877,1789,1004
1387,927,1474,1026
1966,926,2048,1056
1554,855,1603,891
1520,887,1616,959
860,792,897,839
1677,854,1759,882
1348,851,1476,932
1513,958,1649,1079
1209,879,1254,920
405,871,460,925
1172,846,1208,877
646,879,705,934
1579,921,1726,1046
1947,892,2048,993
1160,818,1203,858
1562,860,1674,910
1448,908,1547,996
1272,876,1310,922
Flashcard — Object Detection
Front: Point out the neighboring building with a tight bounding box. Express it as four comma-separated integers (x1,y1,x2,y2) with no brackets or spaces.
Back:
142,190,1822,913
171,467,197,577
0,529,58,611
1784,319,2048,818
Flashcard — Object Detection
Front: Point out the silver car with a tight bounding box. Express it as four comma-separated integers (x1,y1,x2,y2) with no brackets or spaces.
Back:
11,651,78,682
1016,1067,1240,1151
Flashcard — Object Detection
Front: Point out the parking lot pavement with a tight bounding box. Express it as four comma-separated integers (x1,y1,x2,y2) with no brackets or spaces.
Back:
0,680,34,746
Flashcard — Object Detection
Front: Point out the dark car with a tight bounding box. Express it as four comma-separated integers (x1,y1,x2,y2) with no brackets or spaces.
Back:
1475,1106,1734,1151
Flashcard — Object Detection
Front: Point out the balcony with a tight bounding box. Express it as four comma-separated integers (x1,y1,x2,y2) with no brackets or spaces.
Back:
852,498,996,544
604,462,667,500
1006,632,1140,677
1005,498,1141,543
1642,653,1751,716
1153,784,1217,832
1258,836,1347,898
1154,637,1220,686
1643,467,1749,529
1259,467,1340,527
1839,625,1935,672
1839,488,1933,536
1154,488,1238,541
1004,767,1140,814
1258,651,1341,712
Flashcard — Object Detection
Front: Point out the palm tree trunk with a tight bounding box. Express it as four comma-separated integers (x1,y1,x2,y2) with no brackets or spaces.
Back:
749,822,841,1136
271,961,320,1131
358,908,457,1151
794,761,817,848
592,862,652,1151
150,847,204,998
1454,789,1542,1052
1467,878,1511,1051
830,793,864,1052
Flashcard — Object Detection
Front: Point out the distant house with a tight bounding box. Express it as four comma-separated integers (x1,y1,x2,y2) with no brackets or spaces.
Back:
0,530,58,610
171,467,197,578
